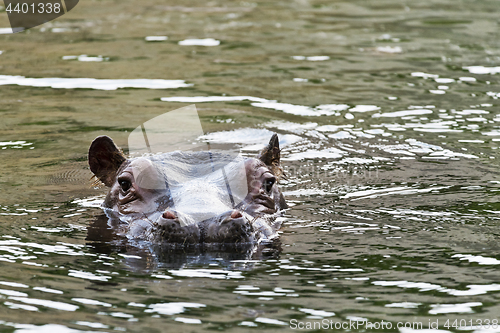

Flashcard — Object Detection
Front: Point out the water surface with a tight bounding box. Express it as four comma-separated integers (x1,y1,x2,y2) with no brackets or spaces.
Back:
1,0,500,331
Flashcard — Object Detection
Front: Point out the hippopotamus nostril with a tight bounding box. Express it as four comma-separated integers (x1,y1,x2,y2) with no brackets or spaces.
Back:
162,210,176,220
230,210,243,219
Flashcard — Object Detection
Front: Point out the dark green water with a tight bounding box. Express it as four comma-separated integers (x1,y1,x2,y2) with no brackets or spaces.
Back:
1,0,500,331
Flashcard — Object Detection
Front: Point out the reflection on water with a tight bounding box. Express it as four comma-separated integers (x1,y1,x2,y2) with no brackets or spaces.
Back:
145,36,168,42
2,0,500,331
0,75,192,90
178,38,221,46
62,55,110,62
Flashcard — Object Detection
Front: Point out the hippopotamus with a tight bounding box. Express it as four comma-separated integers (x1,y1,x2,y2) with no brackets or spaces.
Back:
88,134,287,246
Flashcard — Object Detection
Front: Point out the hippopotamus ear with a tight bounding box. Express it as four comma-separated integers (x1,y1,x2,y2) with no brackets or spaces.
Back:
258,133,283,180
88,136,126,187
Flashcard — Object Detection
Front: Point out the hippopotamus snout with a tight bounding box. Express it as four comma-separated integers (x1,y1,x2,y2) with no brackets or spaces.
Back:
204,210,255,244
154,210,200,244
148,209,254,244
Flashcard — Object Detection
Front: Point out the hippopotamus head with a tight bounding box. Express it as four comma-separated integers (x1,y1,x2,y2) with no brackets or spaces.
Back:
88,134,287,245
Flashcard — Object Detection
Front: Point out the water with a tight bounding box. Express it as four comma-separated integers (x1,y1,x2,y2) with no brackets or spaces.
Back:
1,0,500,331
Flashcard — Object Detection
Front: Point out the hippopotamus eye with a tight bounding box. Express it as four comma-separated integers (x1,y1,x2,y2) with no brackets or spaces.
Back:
119,179,132,192
264,177,276,193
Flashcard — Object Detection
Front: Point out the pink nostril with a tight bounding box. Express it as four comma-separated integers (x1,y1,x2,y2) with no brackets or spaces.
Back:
230,210,243,219
163,210,176,220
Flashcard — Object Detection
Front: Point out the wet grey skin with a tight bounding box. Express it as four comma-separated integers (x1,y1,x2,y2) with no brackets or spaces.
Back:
88,134,287,245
